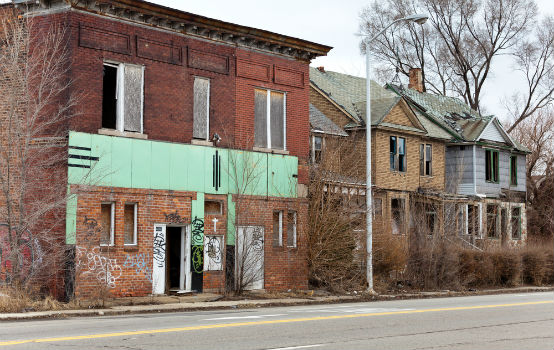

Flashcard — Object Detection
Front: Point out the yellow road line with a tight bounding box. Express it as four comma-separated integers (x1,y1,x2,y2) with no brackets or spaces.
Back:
1,300,552,347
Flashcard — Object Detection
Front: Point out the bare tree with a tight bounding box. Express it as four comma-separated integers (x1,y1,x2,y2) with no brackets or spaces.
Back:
359,0,554,125
0,6,79,291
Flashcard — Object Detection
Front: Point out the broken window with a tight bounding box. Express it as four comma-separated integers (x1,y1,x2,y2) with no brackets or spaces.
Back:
486,204,498,238
468,204,479,236
287,211,297,247
101,62,144,133
312,136,323,164
100,202,115,246
485,149,499,183
204,200,222,215
419,144,433,176
193,77,210,140
510,155,518,186
391,198,405,235
124,203,137,245
273,210,283,247
390,136,406,172
254,89,286,150
511,207,521,239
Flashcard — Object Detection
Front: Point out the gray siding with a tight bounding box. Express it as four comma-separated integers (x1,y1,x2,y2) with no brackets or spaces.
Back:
445,146,474,194
475,147,526,196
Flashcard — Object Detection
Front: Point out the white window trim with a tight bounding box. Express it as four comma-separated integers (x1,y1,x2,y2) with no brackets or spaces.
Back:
124,203,138,246
100,202,115,247
104,61,145,134
194,76,210,140
277,210,283,246
261,89,286,150
288,211,297,248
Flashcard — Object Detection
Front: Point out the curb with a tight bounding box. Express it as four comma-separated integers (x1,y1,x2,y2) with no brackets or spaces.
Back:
1,286,552,321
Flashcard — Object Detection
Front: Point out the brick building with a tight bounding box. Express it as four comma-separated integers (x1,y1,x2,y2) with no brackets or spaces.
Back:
7,0,330,298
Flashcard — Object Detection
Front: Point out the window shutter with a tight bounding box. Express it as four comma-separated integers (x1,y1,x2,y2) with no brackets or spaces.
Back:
270,91,284,150
254,89,267,148
123,64,143,132
193,77,210,139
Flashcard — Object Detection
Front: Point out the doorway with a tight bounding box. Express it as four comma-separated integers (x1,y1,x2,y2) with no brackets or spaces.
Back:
151,225,191,295
236,226,264,290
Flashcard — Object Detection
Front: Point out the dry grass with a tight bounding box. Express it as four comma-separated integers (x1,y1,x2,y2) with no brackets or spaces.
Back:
0,287,69,313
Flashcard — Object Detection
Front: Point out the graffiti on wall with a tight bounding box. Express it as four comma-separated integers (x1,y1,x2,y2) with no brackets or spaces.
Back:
83,216,102,243
153,226,165,268
0,224,43,283
164,211,187,224
204,235,222,271
75,246,122,289
191,217,204,273
123,252,152,283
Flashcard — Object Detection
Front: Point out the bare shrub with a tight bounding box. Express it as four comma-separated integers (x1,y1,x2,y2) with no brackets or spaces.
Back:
489,250,520,287
373,234,407,279
521,248,548,285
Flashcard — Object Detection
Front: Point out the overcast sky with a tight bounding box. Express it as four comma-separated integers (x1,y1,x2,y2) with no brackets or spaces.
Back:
143,0,553,123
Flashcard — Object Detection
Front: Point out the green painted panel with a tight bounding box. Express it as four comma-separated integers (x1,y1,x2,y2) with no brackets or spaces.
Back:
131,139,152,188
227,150,268,196
90,134,112,186
169,143,188,191
204,148,228,195
150,141,170,189
68,132,92,185
269,155,298,197
65,192,77,244
111,137,133,188
191,192,204,246
226,194,235,245
186,146,205,192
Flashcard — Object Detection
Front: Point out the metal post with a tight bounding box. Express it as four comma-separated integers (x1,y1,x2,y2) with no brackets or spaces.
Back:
365,41,374,293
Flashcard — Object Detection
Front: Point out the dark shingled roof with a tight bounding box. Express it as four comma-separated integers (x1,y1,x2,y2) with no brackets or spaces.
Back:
309,104,348,136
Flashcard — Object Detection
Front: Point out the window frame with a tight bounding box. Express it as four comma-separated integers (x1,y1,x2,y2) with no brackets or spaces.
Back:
511,207,521,240
419,143,433,176
390,136,407,173
485,149,499,183
102,61,145,134
312,135,323,164
273,210,283,247
509,155,518,186
123,203,138,246
486,204,499,238
193,76,210,141
254,88,287,150
390,136,397,171
287,210,297,248
391,198,405,235
100,202,115,247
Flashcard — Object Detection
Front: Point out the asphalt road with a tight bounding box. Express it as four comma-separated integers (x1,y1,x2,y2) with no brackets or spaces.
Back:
0,292,552,350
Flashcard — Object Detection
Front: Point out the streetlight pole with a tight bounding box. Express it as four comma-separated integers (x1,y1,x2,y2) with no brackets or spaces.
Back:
361,14,428,293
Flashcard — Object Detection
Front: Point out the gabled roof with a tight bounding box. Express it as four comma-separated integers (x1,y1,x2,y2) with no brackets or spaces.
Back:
387,84,529,152
309,104,348,137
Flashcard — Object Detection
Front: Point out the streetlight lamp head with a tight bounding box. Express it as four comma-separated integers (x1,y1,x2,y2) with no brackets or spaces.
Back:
404,14,428,25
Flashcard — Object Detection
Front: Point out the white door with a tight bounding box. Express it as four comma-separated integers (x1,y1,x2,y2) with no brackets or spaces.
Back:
152,224,166,294
236,226,264,290
182,226,192,292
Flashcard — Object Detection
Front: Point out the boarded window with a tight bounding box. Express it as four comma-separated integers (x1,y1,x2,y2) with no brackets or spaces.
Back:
287,211,296,247
123,64,143,132
254,89,268,148
511,207,521,239
254,89,285,149
124,203,137,245
273,210,283,247
193,77,210,139
205,200,222,215
391,198,405,235
100,203,114,246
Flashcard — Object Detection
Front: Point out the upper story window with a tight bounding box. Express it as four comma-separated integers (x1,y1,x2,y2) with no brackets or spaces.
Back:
419,144,432,176
254,89,286,150
193,77,210,140
510,155,518,186
102,62,144,133
485,149,499,183
390,136,406,172
312,135,323,164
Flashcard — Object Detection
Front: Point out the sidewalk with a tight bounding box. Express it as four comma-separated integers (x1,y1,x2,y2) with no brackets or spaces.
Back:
1,286,552,321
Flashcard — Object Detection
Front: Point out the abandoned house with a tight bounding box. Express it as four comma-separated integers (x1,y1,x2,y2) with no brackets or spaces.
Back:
309,66,528,248
6,0,331,298
388,69,529,247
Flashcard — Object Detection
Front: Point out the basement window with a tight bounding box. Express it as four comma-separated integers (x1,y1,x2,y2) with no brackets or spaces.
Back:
193,77,210,140
287,211,297,247
254,89,286,150
273,210,283,247
124,203,137,246
100,202,115,246
101,62,144,133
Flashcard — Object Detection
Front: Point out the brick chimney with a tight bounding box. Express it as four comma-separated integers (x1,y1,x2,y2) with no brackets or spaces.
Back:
317,66,325,73
408,68,424,92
